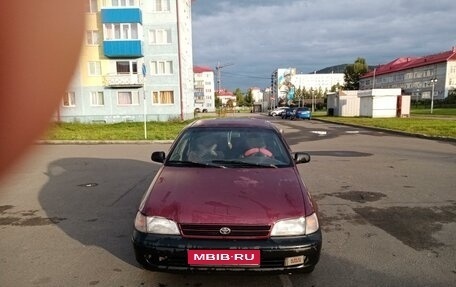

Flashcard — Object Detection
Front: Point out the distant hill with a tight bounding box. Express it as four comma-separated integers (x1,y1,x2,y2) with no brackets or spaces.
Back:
315,64,348,74
313,64,377,74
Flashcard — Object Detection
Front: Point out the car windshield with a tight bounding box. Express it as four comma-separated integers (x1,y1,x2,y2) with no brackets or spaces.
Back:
167,127,292,168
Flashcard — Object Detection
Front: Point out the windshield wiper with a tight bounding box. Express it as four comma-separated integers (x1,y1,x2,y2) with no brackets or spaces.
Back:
211,160,277,168
167,160,225,168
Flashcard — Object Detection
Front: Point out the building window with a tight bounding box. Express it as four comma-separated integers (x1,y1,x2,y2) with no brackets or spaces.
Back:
104,23,139,40
150,61,173,75
63,92,76,107
90,91,104,106
152,90,174,104
116,61,138,74
88,61,101,76
149,29,171,44
86,30,99,45
117,91,139,105
87,0,98,13
152,0,170,12
110,0,136,7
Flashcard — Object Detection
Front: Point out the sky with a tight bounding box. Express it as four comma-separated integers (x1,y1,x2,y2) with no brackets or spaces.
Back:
191,0,456,91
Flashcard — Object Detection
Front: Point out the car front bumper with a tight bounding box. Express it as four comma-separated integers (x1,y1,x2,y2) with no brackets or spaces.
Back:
132,229,322,274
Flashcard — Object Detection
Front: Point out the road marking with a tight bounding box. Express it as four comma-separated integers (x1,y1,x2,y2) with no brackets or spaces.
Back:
346,131,360,134
311,131,327,135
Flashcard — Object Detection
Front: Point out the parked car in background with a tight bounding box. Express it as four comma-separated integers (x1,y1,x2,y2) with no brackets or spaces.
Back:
281,107,297,119
194,108,210,113
291,107,312,120
268,107,287,116
132,118,322,274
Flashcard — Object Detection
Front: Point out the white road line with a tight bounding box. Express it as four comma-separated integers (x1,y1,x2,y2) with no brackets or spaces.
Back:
311,131,327,135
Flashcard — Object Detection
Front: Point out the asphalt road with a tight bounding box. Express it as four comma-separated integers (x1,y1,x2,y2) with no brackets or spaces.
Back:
0,116,455,287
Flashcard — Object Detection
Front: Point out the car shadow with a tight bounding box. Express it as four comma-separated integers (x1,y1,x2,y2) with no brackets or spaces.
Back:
38,157,157,266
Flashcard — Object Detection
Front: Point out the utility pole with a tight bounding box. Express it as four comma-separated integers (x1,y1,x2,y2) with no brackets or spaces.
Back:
430,77,438,114
215,61,234,93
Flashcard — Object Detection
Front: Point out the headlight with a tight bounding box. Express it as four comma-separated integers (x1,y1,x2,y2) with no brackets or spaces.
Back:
271,214,319,236
305,213,319,234
134,212,180,235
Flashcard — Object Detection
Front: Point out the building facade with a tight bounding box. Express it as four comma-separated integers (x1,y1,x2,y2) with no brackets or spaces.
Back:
58,0,194,123
271,68,344,106
359,47,456,100
193,66,215,112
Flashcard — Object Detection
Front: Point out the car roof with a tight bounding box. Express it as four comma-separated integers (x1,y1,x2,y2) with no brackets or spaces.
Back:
189,118,279,131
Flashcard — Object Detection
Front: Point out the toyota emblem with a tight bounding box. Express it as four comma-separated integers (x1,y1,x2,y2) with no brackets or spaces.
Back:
219,227,231,235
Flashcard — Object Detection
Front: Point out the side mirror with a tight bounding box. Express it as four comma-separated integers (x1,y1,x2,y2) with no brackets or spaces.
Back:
294,152,311,164
151,151,166,163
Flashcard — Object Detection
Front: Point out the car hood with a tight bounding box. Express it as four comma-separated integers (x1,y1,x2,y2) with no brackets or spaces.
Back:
140,166,311,225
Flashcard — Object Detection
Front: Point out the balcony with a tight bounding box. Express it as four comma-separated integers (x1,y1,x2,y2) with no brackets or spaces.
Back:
103,73,144,88
103,40,143,58
101,8,142,24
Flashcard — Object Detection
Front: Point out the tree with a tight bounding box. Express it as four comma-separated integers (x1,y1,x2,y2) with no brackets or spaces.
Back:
234,88,244,106
344,57,368,90
244,89,253,107
215,96,222,108
226,99,234,108
331,83,343,92
294,87,303,106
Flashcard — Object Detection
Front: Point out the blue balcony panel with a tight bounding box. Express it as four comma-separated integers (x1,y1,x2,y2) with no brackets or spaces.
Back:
101,8,142,23
104,40,143,58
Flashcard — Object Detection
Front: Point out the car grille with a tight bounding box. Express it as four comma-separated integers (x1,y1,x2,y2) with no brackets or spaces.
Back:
180,224,271,239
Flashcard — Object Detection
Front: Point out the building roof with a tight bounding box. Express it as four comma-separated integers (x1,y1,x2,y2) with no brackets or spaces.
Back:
217,89,234,96
193,66,213,73
361,47,456,78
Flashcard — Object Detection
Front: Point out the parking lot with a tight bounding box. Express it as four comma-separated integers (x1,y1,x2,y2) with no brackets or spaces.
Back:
1,118,455,287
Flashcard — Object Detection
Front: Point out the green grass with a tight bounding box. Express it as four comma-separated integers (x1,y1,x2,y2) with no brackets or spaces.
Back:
410,108,456,116
45,121,191,140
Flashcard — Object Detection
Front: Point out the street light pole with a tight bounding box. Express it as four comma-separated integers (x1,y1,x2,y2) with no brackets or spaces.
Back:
310,88,314,112
430,78,437,114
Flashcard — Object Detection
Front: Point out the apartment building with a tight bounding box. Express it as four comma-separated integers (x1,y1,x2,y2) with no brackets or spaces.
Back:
58,0,194,123
359,47,456,100
193,66,215,112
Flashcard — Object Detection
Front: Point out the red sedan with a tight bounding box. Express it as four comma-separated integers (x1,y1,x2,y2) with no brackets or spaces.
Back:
132,118,322,274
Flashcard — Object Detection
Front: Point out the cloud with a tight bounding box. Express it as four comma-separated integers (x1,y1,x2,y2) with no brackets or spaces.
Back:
191,0,456,90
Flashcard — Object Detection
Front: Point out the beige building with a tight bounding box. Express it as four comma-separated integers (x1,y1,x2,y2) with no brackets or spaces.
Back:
359,47,456,100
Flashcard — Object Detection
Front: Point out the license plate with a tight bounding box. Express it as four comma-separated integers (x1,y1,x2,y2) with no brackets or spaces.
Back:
284,255,304,266
188,250,260,266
